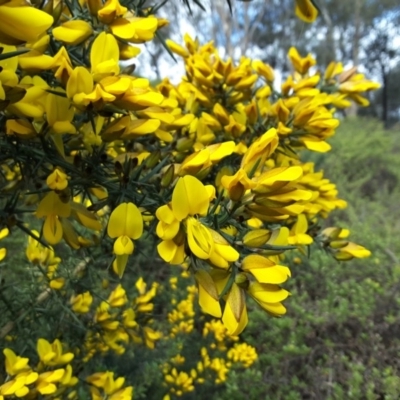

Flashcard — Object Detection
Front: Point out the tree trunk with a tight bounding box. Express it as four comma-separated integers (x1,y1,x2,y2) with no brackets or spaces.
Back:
319,0,336,63
347,0,363,117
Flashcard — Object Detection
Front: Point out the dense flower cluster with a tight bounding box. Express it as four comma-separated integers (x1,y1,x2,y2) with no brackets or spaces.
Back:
0,342,132,400
162,274,258,397
0,0,377,397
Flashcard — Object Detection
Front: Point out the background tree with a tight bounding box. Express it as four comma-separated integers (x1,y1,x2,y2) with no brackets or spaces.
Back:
146,0,400,124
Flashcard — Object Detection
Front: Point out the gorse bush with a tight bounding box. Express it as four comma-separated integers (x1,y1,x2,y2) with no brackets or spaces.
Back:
0,0,380,398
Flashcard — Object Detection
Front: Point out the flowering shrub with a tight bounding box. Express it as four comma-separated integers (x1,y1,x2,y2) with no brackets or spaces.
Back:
0,0,378,398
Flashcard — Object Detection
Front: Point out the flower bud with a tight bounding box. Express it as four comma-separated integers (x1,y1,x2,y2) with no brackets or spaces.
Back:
243,229,271,248
161,164,174,188
145,150,160,168
235,272,249,290
176,137,195,152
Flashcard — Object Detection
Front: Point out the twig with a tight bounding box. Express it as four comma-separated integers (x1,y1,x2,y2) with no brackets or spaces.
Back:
0,258,90,339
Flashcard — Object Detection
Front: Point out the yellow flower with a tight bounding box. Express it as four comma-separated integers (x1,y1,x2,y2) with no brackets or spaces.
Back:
157,238,185,264
90,32,120,81
288,214,313,245
3,349,30,376
171,175,210,221
179,141,235,176
36,191,71,245
186,217,214,259
52,20,93,45
46,168,68,191
195,270,222,318
208,229,239,269
59,364,78,387
248,282,290,316
0,371,38,397
108,284,128,307
220,168,255,201
37,338,74,367
252,59,275,82
70,291,93,313
166,39,189,58
87,371,132,398
288,47,316,75
227,343,258,368
36,369,65,395
156,204,180,240
143,326,162,349
45,92,76,135
332,241,371,261
222,283,248,336
164,368,195,395
98,0,127,24
110,16,159,43
66,66,94,106
242,255,291,284
240,128,279,174
0,1,53,45
6,119,37,138
108,202,143,254
107,202,143,277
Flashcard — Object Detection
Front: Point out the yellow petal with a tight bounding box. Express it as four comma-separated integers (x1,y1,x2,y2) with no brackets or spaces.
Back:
66,66,93,102
166,39,189,57
37,339,54,363
49,278,65,290
195,270,222,318
90,32,119,78
123,119,161,136
112,254,129,278
107,202,143,240
0,247,6,261
255,300,287,316
113,235,134,255
242,255,291,284
43,215,63,245
157,240,178,263
0,3,53,44
52,20,93,45
248,282,290,303
171,176,210,221
295,0,318,23
222,284,248,336
186,217,214,259
109,18,135,40
303,140,331,152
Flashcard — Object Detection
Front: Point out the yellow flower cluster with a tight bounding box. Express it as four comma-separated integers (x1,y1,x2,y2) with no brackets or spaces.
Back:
0,0,375,337
168,287,196,337
1,340,77,399
203,319,239,351
0,0,377,396
227,343,258,368
0,278,157,398
162,273,258,398
87,372,133,400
